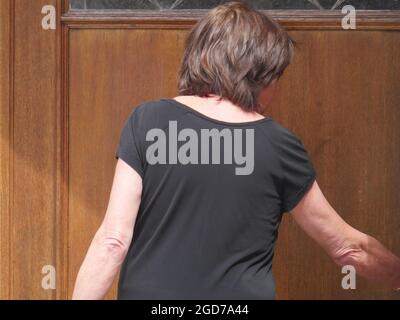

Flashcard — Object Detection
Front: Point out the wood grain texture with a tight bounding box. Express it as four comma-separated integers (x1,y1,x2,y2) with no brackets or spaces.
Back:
0,0,11,300
56,0,68,300
10,0,60,299
61,9,400,30
67,27,400,300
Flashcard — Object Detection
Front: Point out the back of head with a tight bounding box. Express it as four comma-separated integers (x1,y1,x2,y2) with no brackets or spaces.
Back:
177,1,295,113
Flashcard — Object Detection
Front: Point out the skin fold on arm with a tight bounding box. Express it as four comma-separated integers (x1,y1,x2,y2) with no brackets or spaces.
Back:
72,159,142,300
291,180,400,290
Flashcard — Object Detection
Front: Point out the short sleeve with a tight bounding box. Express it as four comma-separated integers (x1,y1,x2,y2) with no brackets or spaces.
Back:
115,108,144,178
279,128,316,213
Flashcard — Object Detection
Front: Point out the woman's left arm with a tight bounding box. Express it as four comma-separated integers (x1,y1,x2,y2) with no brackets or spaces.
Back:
290,180,400,290
72,159,142,299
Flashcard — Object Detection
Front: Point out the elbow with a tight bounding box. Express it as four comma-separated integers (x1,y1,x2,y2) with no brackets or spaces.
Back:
97,234,130,265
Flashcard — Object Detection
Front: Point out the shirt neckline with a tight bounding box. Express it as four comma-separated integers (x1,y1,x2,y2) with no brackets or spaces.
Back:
161,98,272,127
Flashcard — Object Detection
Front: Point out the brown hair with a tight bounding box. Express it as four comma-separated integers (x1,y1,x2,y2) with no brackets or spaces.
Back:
177,1,295,113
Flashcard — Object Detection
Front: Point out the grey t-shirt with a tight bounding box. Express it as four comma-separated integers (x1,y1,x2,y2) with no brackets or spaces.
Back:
115,98,316,300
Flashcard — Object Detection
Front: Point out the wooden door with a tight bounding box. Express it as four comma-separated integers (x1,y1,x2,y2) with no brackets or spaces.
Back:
1,1,399,299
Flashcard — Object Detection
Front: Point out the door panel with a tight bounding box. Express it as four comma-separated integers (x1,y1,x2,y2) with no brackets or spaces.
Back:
67,27,400,299
1,2,400,299
68,28,185,298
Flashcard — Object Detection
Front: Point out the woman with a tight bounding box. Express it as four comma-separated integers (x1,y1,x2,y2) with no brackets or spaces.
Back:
72,2,400,299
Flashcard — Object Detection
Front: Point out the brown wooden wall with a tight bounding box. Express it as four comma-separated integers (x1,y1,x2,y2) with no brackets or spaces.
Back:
0,0,399,299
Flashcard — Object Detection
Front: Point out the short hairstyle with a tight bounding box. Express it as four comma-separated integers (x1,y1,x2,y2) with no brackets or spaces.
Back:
177,1,295,113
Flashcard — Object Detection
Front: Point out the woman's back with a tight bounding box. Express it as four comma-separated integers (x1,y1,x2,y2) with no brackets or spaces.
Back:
115,98,316,299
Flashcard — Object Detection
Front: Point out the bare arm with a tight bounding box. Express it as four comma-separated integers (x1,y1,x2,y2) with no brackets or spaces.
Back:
291,180,400,289
72,159,142,299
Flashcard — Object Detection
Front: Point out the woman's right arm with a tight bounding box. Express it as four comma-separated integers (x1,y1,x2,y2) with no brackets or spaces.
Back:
291,180,400,290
